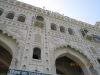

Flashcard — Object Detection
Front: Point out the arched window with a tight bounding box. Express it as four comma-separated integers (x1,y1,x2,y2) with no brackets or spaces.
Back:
32,47,41,59
84,29,88,33
60,26,65,33
68,28,74,35
97,59,100,64
34,16,44,28
92,35,100,43
80,29,88,37
51,23,57,30
18,15,26,22
0,8,3,16
36,16,44,21
80,29,85,37
6,12,15,19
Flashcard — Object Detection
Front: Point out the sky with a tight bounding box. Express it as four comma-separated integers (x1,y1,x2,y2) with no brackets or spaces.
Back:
18,0,100,25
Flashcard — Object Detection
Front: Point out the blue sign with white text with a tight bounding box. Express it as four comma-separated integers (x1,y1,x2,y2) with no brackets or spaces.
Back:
8,69,50,75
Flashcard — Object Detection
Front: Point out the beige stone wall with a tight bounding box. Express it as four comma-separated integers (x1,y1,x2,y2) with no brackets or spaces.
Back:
0,0,100,75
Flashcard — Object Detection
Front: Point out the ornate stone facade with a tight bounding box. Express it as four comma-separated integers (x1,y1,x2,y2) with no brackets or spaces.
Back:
0,0,100,75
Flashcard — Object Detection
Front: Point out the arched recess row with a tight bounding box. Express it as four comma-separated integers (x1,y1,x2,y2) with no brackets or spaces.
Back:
52,44,97,75
0,30,19,74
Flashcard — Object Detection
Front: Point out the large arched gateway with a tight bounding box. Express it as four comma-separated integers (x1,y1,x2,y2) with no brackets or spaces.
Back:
56,56,84,75
0,30,17,75
54,46,92,75
0,45,12,75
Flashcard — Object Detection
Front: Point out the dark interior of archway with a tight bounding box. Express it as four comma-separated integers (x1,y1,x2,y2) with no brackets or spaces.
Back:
56,56,84,75
0,46,12,75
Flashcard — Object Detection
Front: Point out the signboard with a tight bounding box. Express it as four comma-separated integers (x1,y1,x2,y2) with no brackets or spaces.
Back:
8,69,50,75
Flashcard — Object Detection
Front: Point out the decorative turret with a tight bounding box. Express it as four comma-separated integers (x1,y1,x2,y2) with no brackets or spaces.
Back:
95,21,100,28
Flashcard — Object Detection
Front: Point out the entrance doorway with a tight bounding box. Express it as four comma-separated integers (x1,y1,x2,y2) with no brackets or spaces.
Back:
56,56,84,75
0,45,12,75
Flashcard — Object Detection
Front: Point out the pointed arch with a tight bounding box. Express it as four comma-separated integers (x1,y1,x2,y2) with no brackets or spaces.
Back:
0,30,18,74
0,29,18,56
54,45,92,75
36,15,44,21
